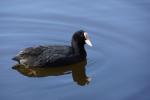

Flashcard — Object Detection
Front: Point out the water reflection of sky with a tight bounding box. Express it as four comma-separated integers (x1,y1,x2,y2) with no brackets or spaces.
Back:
0,0,150,100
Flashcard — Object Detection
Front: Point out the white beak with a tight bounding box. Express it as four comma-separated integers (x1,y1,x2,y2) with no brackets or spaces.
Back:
84,32,93,47
85,39,93,47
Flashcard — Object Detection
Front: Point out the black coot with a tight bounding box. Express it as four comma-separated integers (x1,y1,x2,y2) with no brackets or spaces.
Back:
12,30,92,67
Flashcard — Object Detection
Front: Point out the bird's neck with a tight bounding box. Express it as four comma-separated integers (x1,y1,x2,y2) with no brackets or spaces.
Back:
71,41,87,57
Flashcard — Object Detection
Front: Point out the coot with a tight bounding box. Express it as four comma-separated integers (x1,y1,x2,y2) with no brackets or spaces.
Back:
12,30,92,67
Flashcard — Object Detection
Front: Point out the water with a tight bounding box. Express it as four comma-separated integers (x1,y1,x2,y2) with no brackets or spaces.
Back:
0,0,150,100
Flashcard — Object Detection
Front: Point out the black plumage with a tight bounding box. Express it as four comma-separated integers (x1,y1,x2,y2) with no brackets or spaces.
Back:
12,30,92,67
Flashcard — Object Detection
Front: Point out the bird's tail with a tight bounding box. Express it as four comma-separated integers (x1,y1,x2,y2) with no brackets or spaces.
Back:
12,56,20,63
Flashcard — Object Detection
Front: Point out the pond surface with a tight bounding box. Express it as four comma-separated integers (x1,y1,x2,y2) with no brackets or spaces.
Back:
0,0,150,100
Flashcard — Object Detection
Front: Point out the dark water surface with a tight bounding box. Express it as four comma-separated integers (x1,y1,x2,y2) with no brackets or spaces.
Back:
0,0,150,100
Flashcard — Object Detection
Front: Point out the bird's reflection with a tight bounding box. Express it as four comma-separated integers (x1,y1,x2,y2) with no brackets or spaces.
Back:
12,59,91,86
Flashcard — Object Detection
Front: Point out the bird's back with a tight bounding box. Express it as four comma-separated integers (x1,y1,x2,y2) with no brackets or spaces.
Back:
13,45,74,67
34,45,74,66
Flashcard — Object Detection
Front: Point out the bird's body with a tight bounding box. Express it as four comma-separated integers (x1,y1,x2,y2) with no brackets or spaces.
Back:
12,30,92,67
